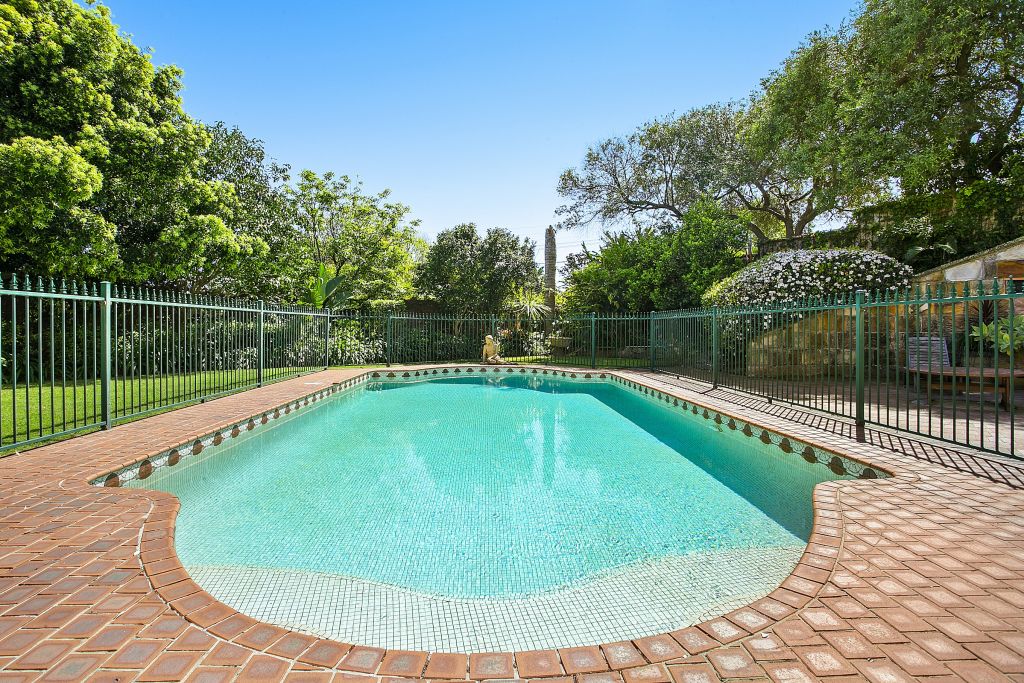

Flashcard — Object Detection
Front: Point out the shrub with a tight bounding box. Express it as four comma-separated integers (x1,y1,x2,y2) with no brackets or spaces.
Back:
702,249,913,308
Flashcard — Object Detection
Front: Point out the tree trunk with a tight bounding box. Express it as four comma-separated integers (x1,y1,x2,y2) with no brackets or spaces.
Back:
544,226,557,334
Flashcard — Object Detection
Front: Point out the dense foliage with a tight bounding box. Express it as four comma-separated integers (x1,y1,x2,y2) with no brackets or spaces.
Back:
846,0,1023,193
4,0,1021,315
559,0,1023,306
701,249,913,308
562,203,748,312
0,0,241,280
413,224,540,312
0,0,426,308
859,161,1024,272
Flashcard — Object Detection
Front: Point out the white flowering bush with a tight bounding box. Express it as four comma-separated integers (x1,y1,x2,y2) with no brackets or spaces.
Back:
702,249,913,308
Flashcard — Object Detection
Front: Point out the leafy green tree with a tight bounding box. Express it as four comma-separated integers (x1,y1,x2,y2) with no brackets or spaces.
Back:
562,203,747,312
560,230,672,312
557,100,863,240
415,224,540,312
846,0,1024,192
743,31,887,237
198,123,292,297
0,0,246,282
287,170,422,307
0,135,112,275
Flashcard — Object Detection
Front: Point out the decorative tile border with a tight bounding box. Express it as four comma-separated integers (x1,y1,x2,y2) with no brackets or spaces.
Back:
93,364,888,488
91,375,369,488
367,365,609,381
604,374,887,481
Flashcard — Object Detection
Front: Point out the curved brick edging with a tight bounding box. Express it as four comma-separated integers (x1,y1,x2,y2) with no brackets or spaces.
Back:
2,366,1021,682
101,367,910,677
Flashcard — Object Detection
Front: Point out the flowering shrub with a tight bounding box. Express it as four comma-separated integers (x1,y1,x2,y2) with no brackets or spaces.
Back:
702,249,913,308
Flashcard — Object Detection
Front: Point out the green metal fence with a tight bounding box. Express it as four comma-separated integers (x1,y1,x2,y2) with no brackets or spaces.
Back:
329,283,1024,458
0,276,329,451
652,281,1024,458
327,311,654,369
3,274,1022,459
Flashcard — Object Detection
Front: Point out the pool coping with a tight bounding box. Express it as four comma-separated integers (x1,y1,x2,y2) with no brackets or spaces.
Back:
84,365,915,671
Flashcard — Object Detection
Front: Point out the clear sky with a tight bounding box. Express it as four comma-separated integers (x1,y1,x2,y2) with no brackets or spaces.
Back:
99,0,858,264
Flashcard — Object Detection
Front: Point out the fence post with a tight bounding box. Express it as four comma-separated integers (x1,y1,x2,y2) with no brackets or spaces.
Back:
712,307,720,388
257,300,265,386
385,312,393,367
100,281,112,430
590,313,597,369
649,311,656,371
324,311,331,369
854,290,866,442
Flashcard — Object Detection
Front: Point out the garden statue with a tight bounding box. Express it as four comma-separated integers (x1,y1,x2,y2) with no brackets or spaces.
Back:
482,335,503,364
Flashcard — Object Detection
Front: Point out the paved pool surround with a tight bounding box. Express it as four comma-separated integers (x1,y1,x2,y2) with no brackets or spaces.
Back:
0,365,1020,682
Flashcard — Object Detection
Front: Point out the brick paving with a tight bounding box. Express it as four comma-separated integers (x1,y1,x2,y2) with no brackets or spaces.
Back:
0,365,1021,681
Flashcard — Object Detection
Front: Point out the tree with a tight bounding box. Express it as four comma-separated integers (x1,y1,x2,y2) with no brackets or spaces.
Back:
560,230,672,313
197,123,291,297
556,98,866,240
557,105,762,234
846,0,1024,192
560,248,595,279
415,224,540,312
561,202,747,312
0,0,246,283
287,170,422,307
742,31,886,237
0,135,112,275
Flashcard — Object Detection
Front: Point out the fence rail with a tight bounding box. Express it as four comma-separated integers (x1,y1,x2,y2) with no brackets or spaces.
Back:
2,275,1022,459
327,282,1024,459
651,281,1024,458
0,277,329,451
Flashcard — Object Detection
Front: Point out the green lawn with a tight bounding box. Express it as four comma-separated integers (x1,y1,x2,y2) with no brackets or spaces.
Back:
0,367,318,452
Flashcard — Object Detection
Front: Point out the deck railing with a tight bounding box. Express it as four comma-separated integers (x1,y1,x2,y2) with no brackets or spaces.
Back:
2,275,1021,459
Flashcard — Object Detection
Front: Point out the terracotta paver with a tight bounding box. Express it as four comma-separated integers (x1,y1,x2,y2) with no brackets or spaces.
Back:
0,364,1019,682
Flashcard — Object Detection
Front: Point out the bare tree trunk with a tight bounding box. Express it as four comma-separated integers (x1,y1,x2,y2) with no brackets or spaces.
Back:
544,226,557,335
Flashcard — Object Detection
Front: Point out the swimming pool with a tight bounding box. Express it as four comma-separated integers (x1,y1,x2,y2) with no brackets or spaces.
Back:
121,369,877,651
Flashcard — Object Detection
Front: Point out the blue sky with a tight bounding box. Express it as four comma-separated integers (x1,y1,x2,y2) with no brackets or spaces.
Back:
100,0,858,263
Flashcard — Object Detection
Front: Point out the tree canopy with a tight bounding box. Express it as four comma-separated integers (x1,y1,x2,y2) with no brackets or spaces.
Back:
414,224,540,313
3,0,1021,315
0,0,247,282
558,0,1024,308
558,0,1023,241
0,0,426,308
288,170,423,308
846,0,1024,192
562,202,748,313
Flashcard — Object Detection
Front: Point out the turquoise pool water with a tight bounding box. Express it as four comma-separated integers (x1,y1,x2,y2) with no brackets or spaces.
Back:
132,375,849,599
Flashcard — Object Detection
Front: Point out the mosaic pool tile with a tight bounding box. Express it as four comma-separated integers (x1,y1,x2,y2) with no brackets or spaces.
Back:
187,547,803,652
107,365,886,652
